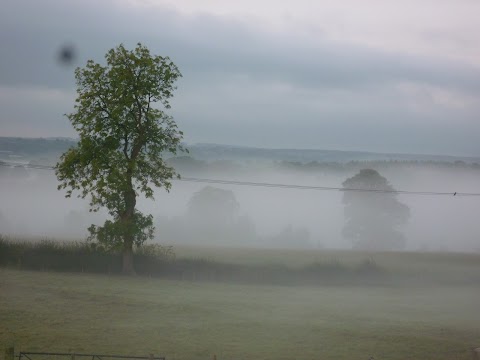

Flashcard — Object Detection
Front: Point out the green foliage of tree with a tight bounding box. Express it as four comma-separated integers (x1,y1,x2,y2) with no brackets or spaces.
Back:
55,43,185,274
342,169,410,251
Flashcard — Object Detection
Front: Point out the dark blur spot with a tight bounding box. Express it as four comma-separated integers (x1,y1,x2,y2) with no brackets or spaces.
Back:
57,44,76,66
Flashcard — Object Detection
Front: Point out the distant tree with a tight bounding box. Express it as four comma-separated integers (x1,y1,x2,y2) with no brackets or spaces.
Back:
55,43,185,274
184,186,256,245
342,169,410,251
187,186,239,226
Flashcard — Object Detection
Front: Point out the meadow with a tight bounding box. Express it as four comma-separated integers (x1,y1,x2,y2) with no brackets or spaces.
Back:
1,244,480,360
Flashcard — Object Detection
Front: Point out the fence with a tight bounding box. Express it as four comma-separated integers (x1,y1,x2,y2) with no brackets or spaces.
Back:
5,347,480,360
4,349,164,360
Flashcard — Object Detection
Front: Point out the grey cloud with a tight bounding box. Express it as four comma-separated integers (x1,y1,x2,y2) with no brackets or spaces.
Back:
1,0,480,94
1,0,480,156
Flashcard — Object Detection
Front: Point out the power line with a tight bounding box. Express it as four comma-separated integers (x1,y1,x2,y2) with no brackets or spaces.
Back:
1,160,479,197
178,177,479,196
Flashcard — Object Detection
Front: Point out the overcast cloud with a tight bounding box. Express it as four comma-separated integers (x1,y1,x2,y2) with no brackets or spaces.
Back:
1,0,480,155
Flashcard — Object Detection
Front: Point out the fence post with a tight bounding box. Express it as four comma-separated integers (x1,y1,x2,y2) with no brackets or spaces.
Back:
5,346,14,360
213,354,217,360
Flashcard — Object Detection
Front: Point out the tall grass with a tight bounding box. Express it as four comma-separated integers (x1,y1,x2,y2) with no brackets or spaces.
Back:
0,235,390,285
0,236,121,273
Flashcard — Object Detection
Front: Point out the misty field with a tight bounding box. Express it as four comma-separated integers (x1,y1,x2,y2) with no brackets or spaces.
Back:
1,250,480,360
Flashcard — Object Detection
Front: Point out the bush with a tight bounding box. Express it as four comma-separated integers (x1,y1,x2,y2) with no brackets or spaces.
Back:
0,236,388,285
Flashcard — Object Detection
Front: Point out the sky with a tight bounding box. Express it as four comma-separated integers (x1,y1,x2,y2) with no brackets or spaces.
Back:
1,0,480,156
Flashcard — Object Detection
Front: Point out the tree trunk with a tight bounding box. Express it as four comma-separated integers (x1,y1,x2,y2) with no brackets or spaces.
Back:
122,242,136,275
121,170,137,275
121,209,136,275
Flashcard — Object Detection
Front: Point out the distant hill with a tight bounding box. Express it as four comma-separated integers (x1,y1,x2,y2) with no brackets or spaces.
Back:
1,137,479,164
0,137,75,159
187,143,480,164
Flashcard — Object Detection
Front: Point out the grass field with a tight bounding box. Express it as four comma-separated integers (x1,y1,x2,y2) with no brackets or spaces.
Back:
1,247,480,360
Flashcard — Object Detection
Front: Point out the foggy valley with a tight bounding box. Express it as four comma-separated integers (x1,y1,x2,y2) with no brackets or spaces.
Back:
3,139,480,359
1,139,479,253
2,1,480,357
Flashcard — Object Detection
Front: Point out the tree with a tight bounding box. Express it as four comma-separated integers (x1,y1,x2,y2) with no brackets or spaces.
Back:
56,43,185,274
184,186,256,245
342,169,410,251
187,186,240,226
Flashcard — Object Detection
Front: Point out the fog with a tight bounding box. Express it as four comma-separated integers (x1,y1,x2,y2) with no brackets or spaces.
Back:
1,157,479,253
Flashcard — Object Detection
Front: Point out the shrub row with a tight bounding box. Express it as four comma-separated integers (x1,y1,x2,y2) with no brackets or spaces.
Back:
0,236,387,285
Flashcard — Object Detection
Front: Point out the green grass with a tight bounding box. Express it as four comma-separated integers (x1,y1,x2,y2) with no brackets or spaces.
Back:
1,266,480,360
